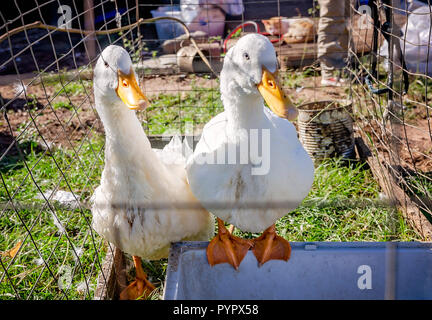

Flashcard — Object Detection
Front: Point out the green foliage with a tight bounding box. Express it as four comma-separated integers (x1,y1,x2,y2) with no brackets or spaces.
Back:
52,101,74,110
233,158,421,241
227,28,242,39
0,75,422,299
143,86,223,135
282,68,316,89
24,94,39,110
208,36,221,43
308,2,320,16
54,80,92,97
0,139,106,299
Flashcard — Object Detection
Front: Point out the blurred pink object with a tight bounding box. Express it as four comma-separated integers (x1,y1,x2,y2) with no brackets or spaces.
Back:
187,6,225,36
181,0,244,37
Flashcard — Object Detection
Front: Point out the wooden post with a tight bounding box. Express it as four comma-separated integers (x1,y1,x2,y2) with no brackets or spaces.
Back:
94,245,127,300
84,0,96,65
136,0,143,63
355,134,432,241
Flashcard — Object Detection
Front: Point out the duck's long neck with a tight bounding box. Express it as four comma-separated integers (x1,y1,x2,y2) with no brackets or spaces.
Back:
96,93,152,165
222,91,266,132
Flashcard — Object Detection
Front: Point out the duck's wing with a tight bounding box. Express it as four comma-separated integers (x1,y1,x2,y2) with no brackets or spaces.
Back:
190,111,228,156
184,112,229,193
185,111,236,212
152,135,193,168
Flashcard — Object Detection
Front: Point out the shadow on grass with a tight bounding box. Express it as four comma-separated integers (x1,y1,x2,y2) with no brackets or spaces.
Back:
0,131,44,173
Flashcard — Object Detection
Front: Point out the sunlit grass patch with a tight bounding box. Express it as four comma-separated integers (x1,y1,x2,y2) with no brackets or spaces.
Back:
233,158,421,242
1,138,105,299
142,87,223,135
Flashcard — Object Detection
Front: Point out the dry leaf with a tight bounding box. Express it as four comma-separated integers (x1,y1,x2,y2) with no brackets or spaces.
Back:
0,241,22,258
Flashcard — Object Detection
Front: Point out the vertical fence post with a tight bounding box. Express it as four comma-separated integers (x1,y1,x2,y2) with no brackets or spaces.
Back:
383,0,402,238
84,0,96,65
136,0,143,63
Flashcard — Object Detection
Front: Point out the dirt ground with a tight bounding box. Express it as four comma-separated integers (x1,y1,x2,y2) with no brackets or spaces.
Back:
0,73,219,153
401,119,432,172
363,117,432,174
1,77,101,153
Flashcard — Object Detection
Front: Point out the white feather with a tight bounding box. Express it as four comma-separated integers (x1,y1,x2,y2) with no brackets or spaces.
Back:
186,34,314,233
91,45,214,260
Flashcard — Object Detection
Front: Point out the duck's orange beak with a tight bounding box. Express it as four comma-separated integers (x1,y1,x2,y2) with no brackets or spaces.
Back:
257,68,298,121
115,67,149,110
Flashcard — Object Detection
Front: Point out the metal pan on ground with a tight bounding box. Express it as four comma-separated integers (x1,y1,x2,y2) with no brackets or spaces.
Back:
163,241,432,300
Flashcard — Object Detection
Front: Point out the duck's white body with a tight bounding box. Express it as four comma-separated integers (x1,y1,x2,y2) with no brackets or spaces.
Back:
91,46,213,260
186,34,314,233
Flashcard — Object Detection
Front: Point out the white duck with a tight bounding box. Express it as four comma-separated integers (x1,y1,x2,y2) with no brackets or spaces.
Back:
186,34,314,269
91,45,214,299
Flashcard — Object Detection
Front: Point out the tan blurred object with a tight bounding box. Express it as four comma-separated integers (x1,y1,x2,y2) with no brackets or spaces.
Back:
177,43,223,73
262,17,290,35
1,241,22,258
162,30,209,54
317,0,351,78
283,18,316,44
262,16,316,43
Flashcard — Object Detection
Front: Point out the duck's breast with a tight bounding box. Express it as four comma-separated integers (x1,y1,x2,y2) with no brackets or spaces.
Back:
187,108,314,233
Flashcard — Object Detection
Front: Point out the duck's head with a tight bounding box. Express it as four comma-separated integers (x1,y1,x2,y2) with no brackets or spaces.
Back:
94,45,149,111
221,33,298,121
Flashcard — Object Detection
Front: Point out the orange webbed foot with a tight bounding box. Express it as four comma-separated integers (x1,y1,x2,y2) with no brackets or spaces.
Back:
252,224,291,266
119,256,156,300
207,219,253,270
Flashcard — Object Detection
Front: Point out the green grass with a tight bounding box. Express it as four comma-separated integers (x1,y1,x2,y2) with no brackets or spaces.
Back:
405,172,432,200
282,67,316,90
43,78,223,136
0,82,422,299
52,101,74,111
54,80,92,97
233,159,421,242
406,77,432,104
0,83,226,299
0,141,421,300
403,172,432,222
143,87,223,135
400,76,432,122
0,138,106,299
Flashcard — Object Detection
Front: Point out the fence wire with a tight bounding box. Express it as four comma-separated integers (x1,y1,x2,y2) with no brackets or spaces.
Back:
0,0,430,300
348,0,432,239
0,0,143,300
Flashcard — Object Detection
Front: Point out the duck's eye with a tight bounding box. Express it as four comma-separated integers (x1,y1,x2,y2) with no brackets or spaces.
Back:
104,61,109,68
243,52,250,60
122,80,128,87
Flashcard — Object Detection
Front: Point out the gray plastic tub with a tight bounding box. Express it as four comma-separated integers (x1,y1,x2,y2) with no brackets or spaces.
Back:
163,241,432,300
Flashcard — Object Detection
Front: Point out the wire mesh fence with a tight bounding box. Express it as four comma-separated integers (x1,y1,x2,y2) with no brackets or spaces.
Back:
0,0,135,300
0,0,430,300
348,0,432,239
